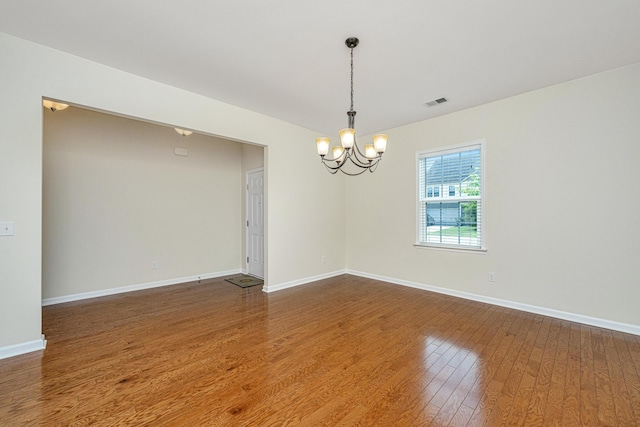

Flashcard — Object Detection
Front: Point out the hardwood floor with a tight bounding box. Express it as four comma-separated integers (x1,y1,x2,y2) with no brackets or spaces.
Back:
1,275,639,426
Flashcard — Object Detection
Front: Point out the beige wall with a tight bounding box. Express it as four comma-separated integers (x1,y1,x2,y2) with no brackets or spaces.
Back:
43,107,245,299
0,32,346,351
242,143,265,172
346,62,640,327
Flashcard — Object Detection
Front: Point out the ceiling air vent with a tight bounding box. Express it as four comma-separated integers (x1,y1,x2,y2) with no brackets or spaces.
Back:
424,97,448,107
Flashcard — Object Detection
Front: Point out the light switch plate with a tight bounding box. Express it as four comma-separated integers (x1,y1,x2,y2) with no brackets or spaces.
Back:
0,221,14,236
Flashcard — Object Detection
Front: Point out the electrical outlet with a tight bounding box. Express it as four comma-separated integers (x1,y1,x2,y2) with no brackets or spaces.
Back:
152,261,159,270
488,272,496,282
322,255,327,263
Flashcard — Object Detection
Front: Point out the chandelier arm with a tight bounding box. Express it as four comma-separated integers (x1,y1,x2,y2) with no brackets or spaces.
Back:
324,165,341,174
322,152,381,175
345,151,375,169
368,158,382,173
365,158,381,172
345,155,380,172
321,157,350,172
349,143,380,168
340,154,381,175
351,140,367,158
338,165,371,176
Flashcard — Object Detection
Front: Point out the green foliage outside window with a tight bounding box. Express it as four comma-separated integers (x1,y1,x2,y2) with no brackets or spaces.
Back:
458,173,479,230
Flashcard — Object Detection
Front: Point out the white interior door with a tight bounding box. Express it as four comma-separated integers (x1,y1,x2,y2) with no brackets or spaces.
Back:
246,169,264,278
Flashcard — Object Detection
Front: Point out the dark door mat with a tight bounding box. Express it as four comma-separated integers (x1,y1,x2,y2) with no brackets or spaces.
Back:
225,274,264,288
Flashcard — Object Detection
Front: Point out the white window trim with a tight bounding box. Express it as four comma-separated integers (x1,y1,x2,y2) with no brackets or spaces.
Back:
415,139,487,252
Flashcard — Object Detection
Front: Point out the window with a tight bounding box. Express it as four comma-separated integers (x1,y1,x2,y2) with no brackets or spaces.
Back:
416,141,485,250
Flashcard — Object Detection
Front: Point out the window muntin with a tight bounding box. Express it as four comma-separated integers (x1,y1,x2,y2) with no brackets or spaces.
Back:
417,141,485,250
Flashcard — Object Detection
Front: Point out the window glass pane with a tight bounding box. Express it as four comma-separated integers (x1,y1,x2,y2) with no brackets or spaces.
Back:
441,152,460,191
425,155,442,189
424,202,480,247
459,201,477,228
460,149,481,196
417,143,483,249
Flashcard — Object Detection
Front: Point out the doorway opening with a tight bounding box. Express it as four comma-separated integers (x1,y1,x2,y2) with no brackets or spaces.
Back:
42,103,266,307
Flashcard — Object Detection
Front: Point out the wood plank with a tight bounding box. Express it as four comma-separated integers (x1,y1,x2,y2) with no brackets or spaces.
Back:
480,312,540,426
502,315,552,426
0,275,639,425
371,304,503,427
374,302,490,426
521,317,561,425
541,319,569,425
591,326,618,426
612,331,640,424
466,310,535,425
601,329,637,425
354,302,489,426
459,308,517,412
561,322,582,426
579,324,599,426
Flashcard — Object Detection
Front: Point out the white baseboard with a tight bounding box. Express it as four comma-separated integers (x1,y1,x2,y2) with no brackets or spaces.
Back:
346,269,640,336
0,335,47,360
42,269,242,306
40,267,640,336
262,270,346,293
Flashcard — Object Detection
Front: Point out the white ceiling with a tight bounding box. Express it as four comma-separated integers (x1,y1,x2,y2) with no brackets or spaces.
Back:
1,1,639,136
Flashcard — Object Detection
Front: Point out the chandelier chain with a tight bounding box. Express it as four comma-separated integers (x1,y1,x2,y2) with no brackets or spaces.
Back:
350,47,354,112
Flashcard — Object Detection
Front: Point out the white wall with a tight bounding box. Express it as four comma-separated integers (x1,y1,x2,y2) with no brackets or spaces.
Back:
346,62,640,328
43,107,244,299
0,32,346,352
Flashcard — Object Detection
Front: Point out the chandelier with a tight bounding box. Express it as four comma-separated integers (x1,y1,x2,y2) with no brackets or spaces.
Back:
316,37,388,175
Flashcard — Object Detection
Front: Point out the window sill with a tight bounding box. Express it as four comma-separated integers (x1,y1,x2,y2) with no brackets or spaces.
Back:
414,243,487,254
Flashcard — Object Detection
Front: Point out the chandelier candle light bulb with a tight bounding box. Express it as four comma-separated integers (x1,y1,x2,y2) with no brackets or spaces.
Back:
339,128,355,149
316,137,331,157
315,37,389,176
373,134,388,153
365,144,377,159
